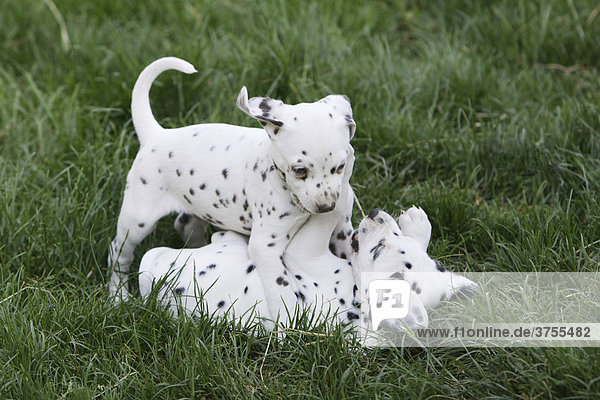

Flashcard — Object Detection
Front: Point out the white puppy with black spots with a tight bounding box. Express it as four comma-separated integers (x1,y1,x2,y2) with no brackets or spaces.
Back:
109,57,356,325
139,206,478,333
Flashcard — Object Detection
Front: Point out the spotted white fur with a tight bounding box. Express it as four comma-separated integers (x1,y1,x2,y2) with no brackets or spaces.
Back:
109,57,356,324
139,207,478,333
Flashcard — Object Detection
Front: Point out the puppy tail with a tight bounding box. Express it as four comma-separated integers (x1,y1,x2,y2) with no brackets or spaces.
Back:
131,57,198,145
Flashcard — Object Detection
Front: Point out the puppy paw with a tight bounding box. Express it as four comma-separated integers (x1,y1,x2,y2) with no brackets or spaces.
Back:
438,274,480,305
397,206,431,251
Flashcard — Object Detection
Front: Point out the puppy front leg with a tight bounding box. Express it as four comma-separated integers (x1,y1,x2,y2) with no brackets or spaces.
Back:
328,187,355,260
248,226,302,327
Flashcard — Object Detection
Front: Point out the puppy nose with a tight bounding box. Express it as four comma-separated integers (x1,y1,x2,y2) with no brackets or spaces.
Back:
368,208,381,219
317,202,336,213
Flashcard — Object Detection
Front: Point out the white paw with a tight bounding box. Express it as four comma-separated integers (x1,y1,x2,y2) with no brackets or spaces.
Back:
443,274,480,303
397,206,431,251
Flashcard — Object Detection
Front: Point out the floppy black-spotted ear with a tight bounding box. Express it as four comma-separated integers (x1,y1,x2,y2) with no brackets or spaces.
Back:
320,94,356,140
236,86,284,137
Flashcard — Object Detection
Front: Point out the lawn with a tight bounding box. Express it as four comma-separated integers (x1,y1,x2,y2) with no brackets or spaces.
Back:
1,0,600,398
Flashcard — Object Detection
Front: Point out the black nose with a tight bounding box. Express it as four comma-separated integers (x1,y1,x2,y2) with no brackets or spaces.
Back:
368,208,381,219
317,202,336,213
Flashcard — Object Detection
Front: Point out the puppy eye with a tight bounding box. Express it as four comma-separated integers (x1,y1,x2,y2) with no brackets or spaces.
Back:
291,166,309,179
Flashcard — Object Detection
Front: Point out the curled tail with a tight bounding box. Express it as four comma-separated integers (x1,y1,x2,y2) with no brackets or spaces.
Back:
131,57,197,145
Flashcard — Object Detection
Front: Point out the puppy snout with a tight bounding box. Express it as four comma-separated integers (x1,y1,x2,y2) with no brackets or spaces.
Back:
368,208,382,219
316,202,336,213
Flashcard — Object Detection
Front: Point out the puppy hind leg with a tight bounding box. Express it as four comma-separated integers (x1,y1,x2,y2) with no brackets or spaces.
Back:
174,213,208,248
108,191,174,300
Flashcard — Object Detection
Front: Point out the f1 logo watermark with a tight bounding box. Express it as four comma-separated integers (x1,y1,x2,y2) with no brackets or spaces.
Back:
369,279,411,331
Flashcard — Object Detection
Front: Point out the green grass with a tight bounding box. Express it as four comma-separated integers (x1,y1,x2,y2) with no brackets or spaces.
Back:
1,0,600,397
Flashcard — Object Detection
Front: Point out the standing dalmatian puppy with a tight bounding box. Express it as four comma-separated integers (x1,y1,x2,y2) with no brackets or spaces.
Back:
108,57,355,326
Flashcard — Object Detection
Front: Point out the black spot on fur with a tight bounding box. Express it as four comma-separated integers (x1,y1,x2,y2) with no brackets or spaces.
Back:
183,195,192,204
261,171,267,181
334,269,340,274
267,242,275,247
313,282,318,287
347,312,359,320
336,231,346,241
207,264,216,269
168,151,174,158
350,231,359,252
217,300,225,308
329,243,336,254
390,272,404,280
276,277,289,286
199,183,206,190
138,223,145,228
435,261,447,272
405,262,412,269
176,170,181,177
368,208,381,219
279,211,290,219
370,239,385,260
198,271,206,276
259,98,271,113
340,253,347,259
190,169,194,175
174,287,185,295
295,275,302,280
189,188,195,195
244,286,248,294
140,177,147,184
339,298,345,305
222,169,228,179
246,264,256,273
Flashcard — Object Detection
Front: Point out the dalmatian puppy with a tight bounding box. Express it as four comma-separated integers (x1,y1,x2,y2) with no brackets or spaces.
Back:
138,205,477,333
109,57,356,324
350,206,479,329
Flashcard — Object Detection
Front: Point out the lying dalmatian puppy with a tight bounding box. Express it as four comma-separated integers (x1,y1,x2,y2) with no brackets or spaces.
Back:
351,207,479,331
109,57,356,325
139,206,478,332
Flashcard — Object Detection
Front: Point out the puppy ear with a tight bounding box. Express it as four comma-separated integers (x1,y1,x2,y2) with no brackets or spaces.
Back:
236,86,284,137
320,94,356,140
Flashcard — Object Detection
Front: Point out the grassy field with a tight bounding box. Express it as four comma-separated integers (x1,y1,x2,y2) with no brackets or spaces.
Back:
1,0,600,398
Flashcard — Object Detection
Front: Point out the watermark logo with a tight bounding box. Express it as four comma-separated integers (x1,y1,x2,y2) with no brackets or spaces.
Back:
368,279,411,330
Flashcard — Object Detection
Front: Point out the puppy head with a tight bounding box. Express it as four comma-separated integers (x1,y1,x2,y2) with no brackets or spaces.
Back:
351,208,480,308
237,87,355,214
350,208,439,280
